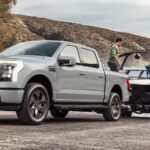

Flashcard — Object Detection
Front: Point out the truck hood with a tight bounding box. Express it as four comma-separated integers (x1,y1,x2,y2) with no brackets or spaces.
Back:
0,55,55,64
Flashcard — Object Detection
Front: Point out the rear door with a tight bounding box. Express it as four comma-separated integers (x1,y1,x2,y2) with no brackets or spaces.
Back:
56,45,86,102
79,48,105,102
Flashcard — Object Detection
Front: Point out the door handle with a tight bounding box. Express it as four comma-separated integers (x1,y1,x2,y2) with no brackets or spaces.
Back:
79,73,86,76
99,74,104,78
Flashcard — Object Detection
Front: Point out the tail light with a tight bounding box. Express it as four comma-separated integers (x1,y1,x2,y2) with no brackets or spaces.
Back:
126,79,131,90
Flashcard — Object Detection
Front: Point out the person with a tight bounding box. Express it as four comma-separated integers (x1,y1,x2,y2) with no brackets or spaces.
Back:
108,38,123,72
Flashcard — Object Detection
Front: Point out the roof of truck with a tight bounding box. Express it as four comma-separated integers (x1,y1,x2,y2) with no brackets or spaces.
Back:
19,40,96,51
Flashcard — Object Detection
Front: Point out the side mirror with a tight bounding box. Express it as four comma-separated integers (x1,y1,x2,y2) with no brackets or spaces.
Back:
58,56,76,66
135,53,141,59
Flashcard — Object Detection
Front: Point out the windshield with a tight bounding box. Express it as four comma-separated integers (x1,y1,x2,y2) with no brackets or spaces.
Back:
0,41,61,57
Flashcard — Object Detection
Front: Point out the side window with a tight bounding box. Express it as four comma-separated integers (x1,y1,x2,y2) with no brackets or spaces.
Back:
80,48,99,68
60,46,80,63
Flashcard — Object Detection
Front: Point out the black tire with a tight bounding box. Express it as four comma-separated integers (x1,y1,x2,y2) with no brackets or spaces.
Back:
121,110,127,117
121,108,132,117
16,83,50,125
126,111,132,117
103,92,121,121
50,109,68,119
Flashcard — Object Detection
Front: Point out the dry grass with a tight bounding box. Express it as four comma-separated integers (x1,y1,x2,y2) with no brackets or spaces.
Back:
0,13,14,51
0,14,150,64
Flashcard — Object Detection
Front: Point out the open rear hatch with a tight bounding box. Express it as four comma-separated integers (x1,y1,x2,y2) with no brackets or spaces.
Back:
119,51,150,105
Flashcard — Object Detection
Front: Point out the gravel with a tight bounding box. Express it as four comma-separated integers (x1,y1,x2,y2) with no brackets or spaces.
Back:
0,111,149,150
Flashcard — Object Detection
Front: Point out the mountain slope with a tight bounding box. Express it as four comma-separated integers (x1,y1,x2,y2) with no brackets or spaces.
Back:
0,14,150,63
0,14,42,50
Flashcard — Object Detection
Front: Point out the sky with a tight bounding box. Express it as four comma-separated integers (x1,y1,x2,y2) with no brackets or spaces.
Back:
12,0,150,37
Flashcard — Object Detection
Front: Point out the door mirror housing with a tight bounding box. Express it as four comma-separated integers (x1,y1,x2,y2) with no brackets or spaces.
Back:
58,56,76,66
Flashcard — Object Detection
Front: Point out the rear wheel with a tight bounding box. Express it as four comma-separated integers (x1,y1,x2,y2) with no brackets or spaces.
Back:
16,83,50,125
50,109,68,118
103,92,121,121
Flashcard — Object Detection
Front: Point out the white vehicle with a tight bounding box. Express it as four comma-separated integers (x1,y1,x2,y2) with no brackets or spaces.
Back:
120,51,150,116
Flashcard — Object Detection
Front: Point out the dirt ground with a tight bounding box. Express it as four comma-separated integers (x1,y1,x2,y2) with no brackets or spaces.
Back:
0,111,150,150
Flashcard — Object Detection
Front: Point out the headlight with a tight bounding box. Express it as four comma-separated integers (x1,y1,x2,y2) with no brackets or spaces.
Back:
0,61,23,82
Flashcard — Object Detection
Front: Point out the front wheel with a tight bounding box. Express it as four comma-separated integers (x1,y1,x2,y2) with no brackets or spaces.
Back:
103,92,121,121
16,83,50,125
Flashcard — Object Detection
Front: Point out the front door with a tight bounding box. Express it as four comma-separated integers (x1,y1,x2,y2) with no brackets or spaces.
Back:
56,45,86,102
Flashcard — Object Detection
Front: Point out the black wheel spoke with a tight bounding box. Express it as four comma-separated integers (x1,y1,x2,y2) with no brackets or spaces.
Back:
29,88,48,120
39,95,46,103
29,97,36,106
35,90,41,97
30,106,36,116
38,106,45,113
111,96,121,119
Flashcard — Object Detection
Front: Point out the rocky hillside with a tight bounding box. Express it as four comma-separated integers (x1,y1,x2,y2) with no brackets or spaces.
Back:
0,14,150,63
0,14,41,51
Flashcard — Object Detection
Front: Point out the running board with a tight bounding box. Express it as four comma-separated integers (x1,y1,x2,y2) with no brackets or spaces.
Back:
0,104,20,111
53,104,108,110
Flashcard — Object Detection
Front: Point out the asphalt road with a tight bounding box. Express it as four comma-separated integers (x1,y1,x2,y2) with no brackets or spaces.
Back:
0,111,150,150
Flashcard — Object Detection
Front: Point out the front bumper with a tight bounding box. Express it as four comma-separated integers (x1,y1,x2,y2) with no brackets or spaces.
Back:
0,88,24,104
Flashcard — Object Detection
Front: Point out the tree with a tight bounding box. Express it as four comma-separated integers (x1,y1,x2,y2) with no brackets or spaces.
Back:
0,0,17,51
0,0,16,13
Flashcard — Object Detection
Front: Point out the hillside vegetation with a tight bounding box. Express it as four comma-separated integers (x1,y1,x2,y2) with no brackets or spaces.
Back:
0,14,150,63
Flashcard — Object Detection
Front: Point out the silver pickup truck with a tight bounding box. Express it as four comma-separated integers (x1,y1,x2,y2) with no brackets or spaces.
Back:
0,40,129,124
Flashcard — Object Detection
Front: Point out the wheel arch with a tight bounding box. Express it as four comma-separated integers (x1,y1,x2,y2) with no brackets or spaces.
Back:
26,74,53,102
111,85,122,102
